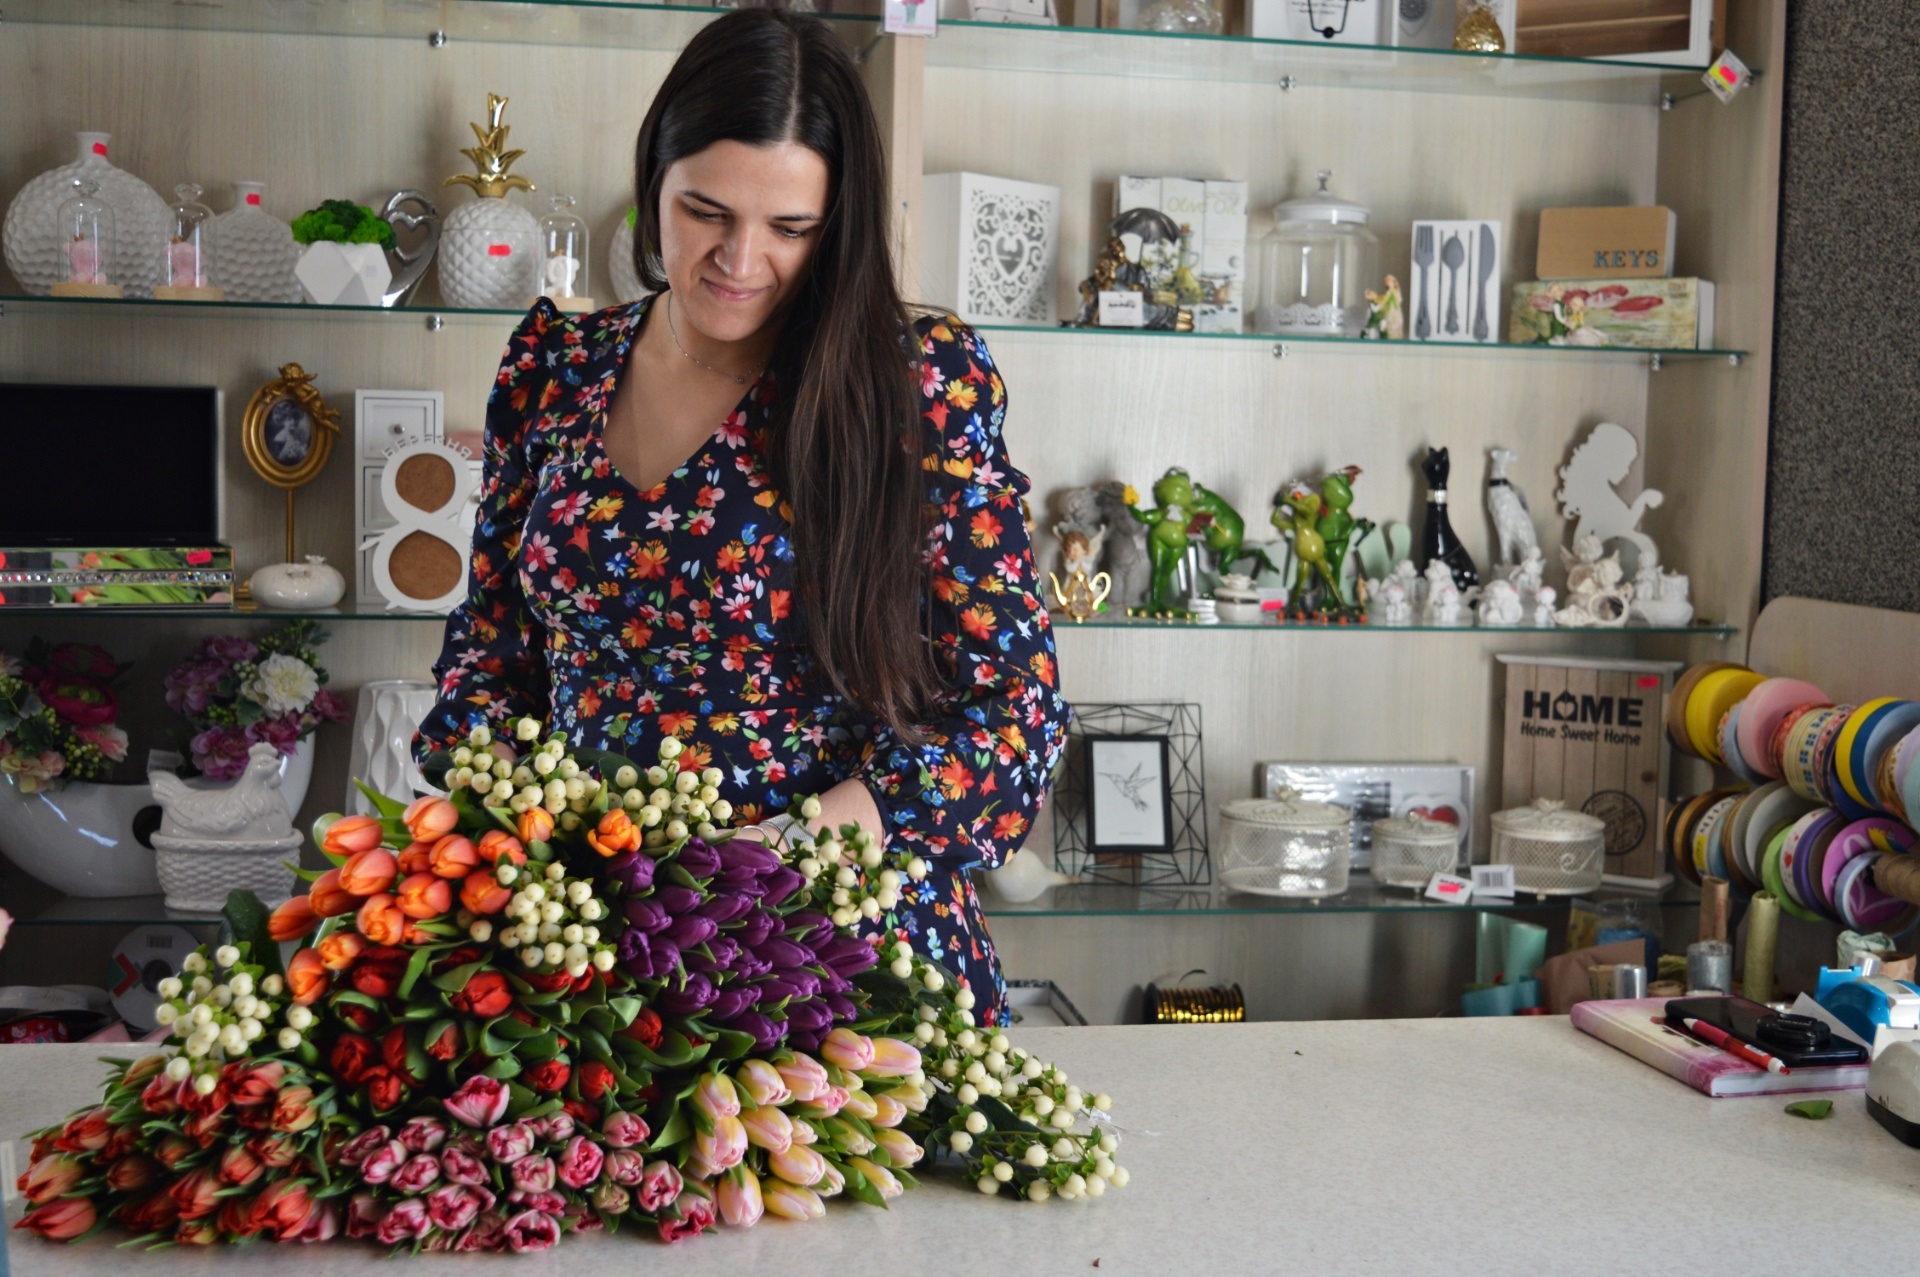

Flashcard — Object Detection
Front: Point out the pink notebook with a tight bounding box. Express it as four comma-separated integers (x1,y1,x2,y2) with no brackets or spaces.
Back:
1571,998,1869,1097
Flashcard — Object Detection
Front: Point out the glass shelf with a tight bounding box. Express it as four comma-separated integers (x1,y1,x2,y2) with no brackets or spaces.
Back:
1057,615,1735,637
5,0,875,52
929,20,1718,105
974,323,1747,365
0,293,525,329
0,598,450,623
7,895,223,929
984,876,1688,918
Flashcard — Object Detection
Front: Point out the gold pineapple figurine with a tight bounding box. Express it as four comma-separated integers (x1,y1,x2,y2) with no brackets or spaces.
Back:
438,93,543,310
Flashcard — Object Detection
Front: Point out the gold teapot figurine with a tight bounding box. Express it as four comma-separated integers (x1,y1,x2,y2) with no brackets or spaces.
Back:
1047,529,1112,623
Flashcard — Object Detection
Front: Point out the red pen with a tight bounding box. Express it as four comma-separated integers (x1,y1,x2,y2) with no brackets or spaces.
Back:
1682,1017,1792,1075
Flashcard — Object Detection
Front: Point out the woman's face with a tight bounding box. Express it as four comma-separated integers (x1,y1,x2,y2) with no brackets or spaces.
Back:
658,139,832,346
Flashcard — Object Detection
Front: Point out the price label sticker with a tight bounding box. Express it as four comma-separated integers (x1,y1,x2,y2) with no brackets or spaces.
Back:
1425,872,1474,904
884,0,938,36
1703,48,1751,104
1097,290,1145,328
1471,864,1517,898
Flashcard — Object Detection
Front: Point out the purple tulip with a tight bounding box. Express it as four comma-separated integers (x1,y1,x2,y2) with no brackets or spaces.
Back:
723,1012,784,1052
735,911,780,947
684,948,724,976
623,898,671,934
788,1026,825,1053
647,941,682,981
757,971,817,1003
816,934,879,977
824,993,857,1022
706,936,740,968
719,840,782,875
732,877,771,901
654,885,703,916
729,948,773,981
784,998,832,1034
710,986,757,1021
761,866,805,905
663,915,718,950
658,973,717,1015
696,892,754,925
754,937,813,969
817,965,851,995
677,840,721,879
606,851,656,894
786,912,834,947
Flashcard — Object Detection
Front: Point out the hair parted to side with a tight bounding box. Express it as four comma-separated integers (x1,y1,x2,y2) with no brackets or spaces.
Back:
632,9,941,744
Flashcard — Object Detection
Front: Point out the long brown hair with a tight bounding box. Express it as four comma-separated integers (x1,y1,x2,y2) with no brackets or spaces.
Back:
632,9,939,741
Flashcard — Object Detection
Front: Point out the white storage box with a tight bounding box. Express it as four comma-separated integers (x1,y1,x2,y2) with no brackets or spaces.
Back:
920,172,1060,327
1491,798,1606,896
1219,790,1350,898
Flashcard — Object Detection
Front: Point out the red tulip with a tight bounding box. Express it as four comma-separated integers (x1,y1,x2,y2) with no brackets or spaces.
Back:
348,948,408,999
22,1154,83,1204
449,968,513,1020
218,1143,265,1187
169,1167,221,1220
308,868,357,917
55,1107,112,1152
226,1060,285,1107
578,1061,616,1102
20,1196,96,1240
115,1189,179,1234
105,1154,161,1194
364,1066,408,1113
271,1085,318,1133
267,895,318,942
329,1032,378,1084
383,1026,423,1085
425,1021,463,1062
287,948,328,1005
524,1058,572,1094
250,1179,318,1240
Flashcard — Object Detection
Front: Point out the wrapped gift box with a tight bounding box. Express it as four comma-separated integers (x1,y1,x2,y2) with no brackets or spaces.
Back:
1508,276,1716,349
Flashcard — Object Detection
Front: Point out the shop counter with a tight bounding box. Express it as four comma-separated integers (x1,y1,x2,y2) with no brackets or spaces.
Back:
7,1018,1913,1274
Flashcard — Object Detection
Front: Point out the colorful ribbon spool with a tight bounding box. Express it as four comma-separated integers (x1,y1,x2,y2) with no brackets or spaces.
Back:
1782,705,1850,804
1823,818,1915,921
1717,702,1766,787
1769,810,1838,922
1692,793,1742,883
1740,783,1817,889
1668,661,1747,759
1719,788,1766,897
1737,678,1832,781
1837,699,1905,811
1863,705,1920,816
1686,668,1766,765
1897,729,1920,828
1834,853,1920,937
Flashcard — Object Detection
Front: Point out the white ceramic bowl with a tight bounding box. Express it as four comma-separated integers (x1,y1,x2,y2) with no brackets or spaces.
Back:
0,772,163,897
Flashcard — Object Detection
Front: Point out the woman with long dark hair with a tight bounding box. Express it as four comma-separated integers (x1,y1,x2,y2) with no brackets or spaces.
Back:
416,9,1069,1027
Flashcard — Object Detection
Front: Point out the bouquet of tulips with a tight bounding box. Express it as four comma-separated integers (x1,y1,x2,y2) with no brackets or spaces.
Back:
17,717,1126,1252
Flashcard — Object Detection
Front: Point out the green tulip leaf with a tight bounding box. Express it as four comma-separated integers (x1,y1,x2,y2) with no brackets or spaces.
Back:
1785,1099,1833,1120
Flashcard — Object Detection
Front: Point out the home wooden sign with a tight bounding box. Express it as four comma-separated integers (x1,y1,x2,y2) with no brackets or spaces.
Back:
1496,654,1681,887
1536,205,1676,279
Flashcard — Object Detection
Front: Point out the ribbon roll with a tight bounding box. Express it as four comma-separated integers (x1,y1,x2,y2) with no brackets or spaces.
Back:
1738,679,1832,781
1837,699,1903,811
1688,668,1766,765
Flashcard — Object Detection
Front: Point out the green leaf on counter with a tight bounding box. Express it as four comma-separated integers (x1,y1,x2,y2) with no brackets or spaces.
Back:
1786,1099,1833,1120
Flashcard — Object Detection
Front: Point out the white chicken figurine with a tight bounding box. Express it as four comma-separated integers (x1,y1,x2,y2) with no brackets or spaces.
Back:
150,743,297,843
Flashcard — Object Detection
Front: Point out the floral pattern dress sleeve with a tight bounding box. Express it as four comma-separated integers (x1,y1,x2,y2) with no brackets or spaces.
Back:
855,316,1071,871
415,303,564,754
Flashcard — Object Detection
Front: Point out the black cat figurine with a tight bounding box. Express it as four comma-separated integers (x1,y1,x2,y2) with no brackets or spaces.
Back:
1420,447,1479,592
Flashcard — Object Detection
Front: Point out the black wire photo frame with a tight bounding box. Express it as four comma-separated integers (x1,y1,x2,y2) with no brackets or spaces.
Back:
1050,702,1210,886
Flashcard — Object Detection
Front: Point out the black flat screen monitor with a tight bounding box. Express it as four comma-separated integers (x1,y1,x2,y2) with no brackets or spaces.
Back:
0,384,221,546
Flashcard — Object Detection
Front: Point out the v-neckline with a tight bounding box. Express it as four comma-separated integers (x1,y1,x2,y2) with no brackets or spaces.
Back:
588,294,767,506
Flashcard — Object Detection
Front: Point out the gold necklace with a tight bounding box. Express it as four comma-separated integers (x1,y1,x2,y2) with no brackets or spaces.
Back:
666,292,762,387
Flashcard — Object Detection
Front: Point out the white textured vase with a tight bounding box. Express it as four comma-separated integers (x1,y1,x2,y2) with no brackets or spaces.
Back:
346,680,439,815
207,182,301,303
2,132,169,297
0,773,163,898
438,195,539,309
608,210,646,304
279,735,316,817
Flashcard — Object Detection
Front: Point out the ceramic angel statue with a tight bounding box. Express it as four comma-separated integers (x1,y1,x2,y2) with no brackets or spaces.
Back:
1486,447,1537,568
1477,578,1524,627
1629,556,1694,626
1422,558,1465,625
1362,275,1404,340
1530,584,1558,627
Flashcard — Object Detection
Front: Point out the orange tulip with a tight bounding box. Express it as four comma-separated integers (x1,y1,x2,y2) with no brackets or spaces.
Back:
397,841,434,875
287,948,328,1005
460,870,512,915
476,829,526,867
587,809,642,858
267,895,318,942
404,796,459,843
316,931,367,971
518,807,555,845
338,847,399,897
396,871,453,920
429,834,480,879
321,814,385,858
356,893,407,946
308,868,357,917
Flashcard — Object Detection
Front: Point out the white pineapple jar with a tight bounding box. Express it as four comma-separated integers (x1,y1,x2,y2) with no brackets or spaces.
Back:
3,131,169,297
438,93,540,310
207,182,301,303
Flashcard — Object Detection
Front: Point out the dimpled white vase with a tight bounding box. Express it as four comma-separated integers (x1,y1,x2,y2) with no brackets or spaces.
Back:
3,132,169,297
207,182,301,303
437,92,540,311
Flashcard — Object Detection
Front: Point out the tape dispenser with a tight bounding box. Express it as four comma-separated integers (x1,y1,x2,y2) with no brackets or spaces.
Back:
1818,957,1920,1146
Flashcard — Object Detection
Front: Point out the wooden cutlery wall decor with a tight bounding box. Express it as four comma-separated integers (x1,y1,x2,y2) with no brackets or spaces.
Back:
1409,219,1502,345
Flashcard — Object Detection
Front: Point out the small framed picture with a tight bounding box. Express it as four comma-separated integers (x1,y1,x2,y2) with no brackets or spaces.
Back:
884,0,938,35
241,363,340,491
1086,736,1174,853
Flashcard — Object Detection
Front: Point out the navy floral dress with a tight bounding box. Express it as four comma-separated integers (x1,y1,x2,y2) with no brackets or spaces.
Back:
415,297,1070,1026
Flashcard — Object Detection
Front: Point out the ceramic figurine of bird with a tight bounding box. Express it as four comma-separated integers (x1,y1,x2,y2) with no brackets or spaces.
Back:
150,743,294,840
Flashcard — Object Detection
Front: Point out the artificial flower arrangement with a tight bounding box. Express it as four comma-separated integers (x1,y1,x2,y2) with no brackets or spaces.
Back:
163,622,349,781
291,200,398,251
0,641,130,793
16,717,1124,1251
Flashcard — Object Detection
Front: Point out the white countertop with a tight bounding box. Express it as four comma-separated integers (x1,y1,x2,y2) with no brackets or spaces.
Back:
7,1019,1918,1274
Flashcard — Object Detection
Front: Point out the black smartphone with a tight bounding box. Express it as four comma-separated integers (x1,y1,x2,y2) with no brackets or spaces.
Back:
1664,995,1868,1068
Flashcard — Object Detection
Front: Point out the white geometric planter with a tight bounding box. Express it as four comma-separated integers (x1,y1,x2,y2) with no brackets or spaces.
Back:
296,242,392,307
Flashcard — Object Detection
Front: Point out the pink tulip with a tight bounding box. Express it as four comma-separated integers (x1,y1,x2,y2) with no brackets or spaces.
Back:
776,1054,829,1103
865,1036,923,1078
512,1190,566,1217
658,1192,715,1244
717,1168,764,1228
886,1083,929,1114
532,1111,575,1143
768,1143,827,1187
790,1118,819,1145
292,1200,342,1243
344,1192,383,1239
736,1059,791,1107
360,1138,410,1185
426,1183,493,1233
740,1105,793,1154
445,1076,510,1129
375,1198,432,1245
874,1128,923,1167
486,1121,535,1165
635,1160,683,1212
692,1072,739,1121
399,1115,450,1153
821,1027,876,1072
850,1156,903,1200
557,1136,604,1189
871,1090,906,1128
841,1089,879,1122
337,1125,394,1168
503,1209,561,1253
511,1154,557,1194
391,1153,441,1194
441,1143,490,1186
604,1148,647,1187
762,1179,826,1221
816,1161,845,1198
694,1114,747,1171
682,1149,720,1182
802,1085,850,1118
600,1109,649,1149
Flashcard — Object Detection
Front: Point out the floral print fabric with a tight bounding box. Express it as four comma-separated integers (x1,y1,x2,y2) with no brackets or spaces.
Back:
416,297,1070,1026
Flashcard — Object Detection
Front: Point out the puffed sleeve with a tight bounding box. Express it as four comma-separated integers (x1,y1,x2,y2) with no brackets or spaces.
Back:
855,316,1072,870
413,302,563,758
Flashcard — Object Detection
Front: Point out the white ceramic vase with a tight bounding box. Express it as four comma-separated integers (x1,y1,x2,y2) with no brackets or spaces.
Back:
608,210,646,304
296,241,393,306
207,182,301,303
438,194,539,309
0,772,162,898
279,735,316,817
346,680,439,815
2,132,169,297
249,556,346,609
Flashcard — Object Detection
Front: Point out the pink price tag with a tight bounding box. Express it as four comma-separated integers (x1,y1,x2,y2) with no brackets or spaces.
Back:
488,244,513,257
246,192,261,206
91,141,108,157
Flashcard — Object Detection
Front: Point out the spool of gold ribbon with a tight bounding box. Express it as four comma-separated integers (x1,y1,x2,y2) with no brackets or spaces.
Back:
1143,983,1246,1024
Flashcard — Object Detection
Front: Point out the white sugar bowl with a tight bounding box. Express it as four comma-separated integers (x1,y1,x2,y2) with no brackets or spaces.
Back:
249,555,346,609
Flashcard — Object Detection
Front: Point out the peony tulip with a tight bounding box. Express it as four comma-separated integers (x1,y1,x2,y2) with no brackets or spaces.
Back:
777,1054,830,1103
398,1115,449,1153
600,1109,649,1149
316,930,366,971
272,1085,318,1133
344,1192,382,1239
426,1183,493,1233
865,1036,923,1078
821,1027,877,1072
322,813,385,858
308,868,357,917
441,1143,489,1187
267,895,318,942
740,1105,793,1155
517,807,555,845
510,1154,557,1195
355,893,407,945
360,1138,409,1185
396,871,453,920
106,1153,162,1193
768,1143,827,1187
20,1196,96,1240
286,947,327,1005
169,1167,221,1219
716,1167,764,1228
850,1157,902,1200
391,1153,441,1194
338,847,399,897
375,1198,431,1246
23,1154,83,1204
293,1199,342,1243
486,1121,535,1165
337,1124,392,1168
762,1179,826,1221
556,1135,604,1189
691,1072,739,1121
460,869,511,915
404,795,459,842
444,1075,510,1129
657,1192,715,1244
503,1209,561,1253
429,834,480,878
592,1181,632,1217
250,1179,318,1240
736,1058,792,1107
873,1128,923,1166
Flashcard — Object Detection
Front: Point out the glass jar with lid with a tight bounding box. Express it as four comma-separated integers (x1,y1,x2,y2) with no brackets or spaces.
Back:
539,193,594,311
50,178,120,299
155,182,223,302
1218,789,1352,898
1254,169,1379,338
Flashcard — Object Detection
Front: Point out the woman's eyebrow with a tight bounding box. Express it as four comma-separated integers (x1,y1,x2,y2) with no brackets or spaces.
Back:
679,189,820,223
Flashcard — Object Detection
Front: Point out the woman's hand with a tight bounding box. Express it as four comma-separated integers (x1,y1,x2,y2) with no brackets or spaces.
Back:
731,779,884,850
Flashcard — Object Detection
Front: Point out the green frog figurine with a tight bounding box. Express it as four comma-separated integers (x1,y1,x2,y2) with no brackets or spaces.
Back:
1128,468,1271,616
1313,467,1375,614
